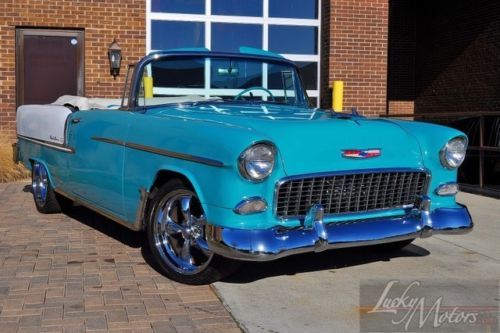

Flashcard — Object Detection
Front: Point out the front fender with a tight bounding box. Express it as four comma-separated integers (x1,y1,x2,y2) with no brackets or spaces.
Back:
122,148,288,228
382,119,467,209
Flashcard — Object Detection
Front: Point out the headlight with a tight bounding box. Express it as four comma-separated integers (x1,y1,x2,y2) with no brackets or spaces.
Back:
238,142,276,181
440,136,467,169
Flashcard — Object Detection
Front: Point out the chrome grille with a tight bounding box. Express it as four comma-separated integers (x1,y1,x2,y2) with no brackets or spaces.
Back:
275,170,428,218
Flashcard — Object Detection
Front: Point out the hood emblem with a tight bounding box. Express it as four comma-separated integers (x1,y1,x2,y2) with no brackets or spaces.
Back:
342,148,381,159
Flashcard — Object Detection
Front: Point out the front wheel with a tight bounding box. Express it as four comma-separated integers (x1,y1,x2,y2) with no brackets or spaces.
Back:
146,179,239,284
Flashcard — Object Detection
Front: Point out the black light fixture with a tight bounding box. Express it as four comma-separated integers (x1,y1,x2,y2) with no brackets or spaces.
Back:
107,39,122,79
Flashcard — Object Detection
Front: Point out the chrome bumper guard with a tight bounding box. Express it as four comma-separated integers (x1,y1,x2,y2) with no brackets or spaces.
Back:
205,196,473,261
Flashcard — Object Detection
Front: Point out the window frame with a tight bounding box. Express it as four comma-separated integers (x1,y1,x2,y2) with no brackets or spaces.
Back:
126,51,309,110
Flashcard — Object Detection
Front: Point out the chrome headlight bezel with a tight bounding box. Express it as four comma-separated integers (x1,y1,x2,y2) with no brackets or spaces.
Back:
238,142,276,182
439,136,468,169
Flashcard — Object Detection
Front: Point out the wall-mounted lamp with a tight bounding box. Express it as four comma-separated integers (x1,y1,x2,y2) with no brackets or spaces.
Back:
107,39,122,79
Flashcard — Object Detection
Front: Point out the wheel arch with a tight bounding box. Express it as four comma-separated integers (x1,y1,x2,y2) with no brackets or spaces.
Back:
147,167,207,208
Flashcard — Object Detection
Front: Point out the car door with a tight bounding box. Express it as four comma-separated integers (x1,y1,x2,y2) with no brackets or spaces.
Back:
66,109,131,219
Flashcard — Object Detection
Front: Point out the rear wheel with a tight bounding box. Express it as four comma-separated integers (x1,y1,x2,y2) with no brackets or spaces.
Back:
146,179,239,284
31,162,72,213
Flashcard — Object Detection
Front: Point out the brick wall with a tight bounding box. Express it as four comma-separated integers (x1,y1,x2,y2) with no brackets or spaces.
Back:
0,0,146,137
322,0,389,116
415,0,500,114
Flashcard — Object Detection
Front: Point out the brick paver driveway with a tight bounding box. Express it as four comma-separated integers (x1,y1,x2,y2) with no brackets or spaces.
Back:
0,182,241,333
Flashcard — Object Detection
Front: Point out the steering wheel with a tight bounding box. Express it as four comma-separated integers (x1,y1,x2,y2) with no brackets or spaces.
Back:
234,86,275,101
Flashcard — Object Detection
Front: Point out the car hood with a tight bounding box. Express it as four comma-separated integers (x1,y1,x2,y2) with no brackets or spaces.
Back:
147,103,425,175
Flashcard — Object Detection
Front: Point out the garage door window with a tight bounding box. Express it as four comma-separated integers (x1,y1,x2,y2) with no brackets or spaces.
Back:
148,0,321,107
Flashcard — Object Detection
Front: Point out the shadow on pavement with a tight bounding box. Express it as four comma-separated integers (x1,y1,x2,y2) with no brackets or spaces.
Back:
65,206,169,277
24,183,144,249
222,244,430,284
66,206,145,249
23,184,168,275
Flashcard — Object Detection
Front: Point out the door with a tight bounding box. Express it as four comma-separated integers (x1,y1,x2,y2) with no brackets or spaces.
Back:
66,110,130,219
16,29,84,106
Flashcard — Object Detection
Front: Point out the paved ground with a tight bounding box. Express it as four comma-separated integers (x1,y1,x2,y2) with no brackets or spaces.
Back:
0,182,241,333
2,182,499,333
214,192,500,333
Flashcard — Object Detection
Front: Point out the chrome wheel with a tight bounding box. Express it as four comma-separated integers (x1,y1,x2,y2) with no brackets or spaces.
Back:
152,189,213,275
32,162,48,207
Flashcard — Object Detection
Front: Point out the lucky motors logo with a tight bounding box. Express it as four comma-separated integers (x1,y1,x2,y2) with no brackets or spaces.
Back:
359,279,499,332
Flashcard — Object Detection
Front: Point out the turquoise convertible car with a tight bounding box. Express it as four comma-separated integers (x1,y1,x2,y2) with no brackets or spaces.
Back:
16,48,473,284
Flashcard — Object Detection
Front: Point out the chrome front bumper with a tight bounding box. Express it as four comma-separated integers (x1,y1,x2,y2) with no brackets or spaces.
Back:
205,198,473,261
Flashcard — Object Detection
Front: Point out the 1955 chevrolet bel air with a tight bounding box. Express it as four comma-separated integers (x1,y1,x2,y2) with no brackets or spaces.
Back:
16,48,473,284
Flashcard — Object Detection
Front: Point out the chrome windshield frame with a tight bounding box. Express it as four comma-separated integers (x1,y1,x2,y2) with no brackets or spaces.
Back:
124,50,309,111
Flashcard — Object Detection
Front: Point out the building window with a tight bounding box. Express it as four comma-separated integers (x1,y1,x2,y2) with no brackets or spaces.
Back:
269,0,318,19
151,21,205,50
212,0,263,17
151,0,205,14
212,23,262,52
296,61,318,90
269,25,318,55
147,0,321,106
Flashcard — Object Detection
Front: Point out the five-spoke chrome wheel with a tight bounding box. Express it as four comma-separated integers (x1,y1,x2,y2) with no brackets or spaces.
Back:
152,189,213,275
147,179,240,284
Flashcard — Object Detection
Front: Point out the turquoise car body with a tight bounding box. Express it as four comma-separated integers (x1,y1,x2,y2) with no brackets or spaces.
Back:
18,105,463,227
17,49,472,262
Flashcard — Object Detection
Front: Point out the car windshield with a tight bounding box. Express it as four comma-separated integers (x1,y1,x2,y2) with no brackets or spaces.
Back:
137,55,309,108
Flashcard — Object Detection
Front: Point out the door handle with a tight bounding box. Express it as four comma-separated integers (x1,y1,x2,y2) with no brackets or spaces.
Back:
71,118,81,124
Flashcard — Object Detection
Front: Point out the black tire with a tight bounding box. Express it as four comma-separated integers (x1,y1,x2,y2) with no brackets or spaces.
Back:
373,239,415,252
31,161,68,214
146,179,240,285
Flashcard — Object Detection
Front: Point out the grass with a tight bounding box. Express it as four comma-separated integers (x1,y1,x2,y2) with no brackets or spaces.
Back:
0,136,30,183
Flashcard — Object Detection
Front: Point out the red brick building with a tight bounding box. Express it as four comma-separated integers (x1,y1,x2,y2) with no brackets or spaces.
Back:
0,0,499,132
0,0,146,137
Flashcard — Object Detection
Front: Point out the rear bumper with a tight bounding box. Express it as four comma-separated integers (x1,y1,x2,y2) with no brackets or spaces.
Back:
205,198,473,261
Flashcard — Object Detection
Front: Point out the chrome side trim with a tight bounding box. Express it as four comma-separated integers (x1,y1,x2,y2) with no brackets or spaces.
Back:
91,136,224,167
54,188,143,231
273,167,431,220
17,135,75,153
91,136,125,146
205,201,474,262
